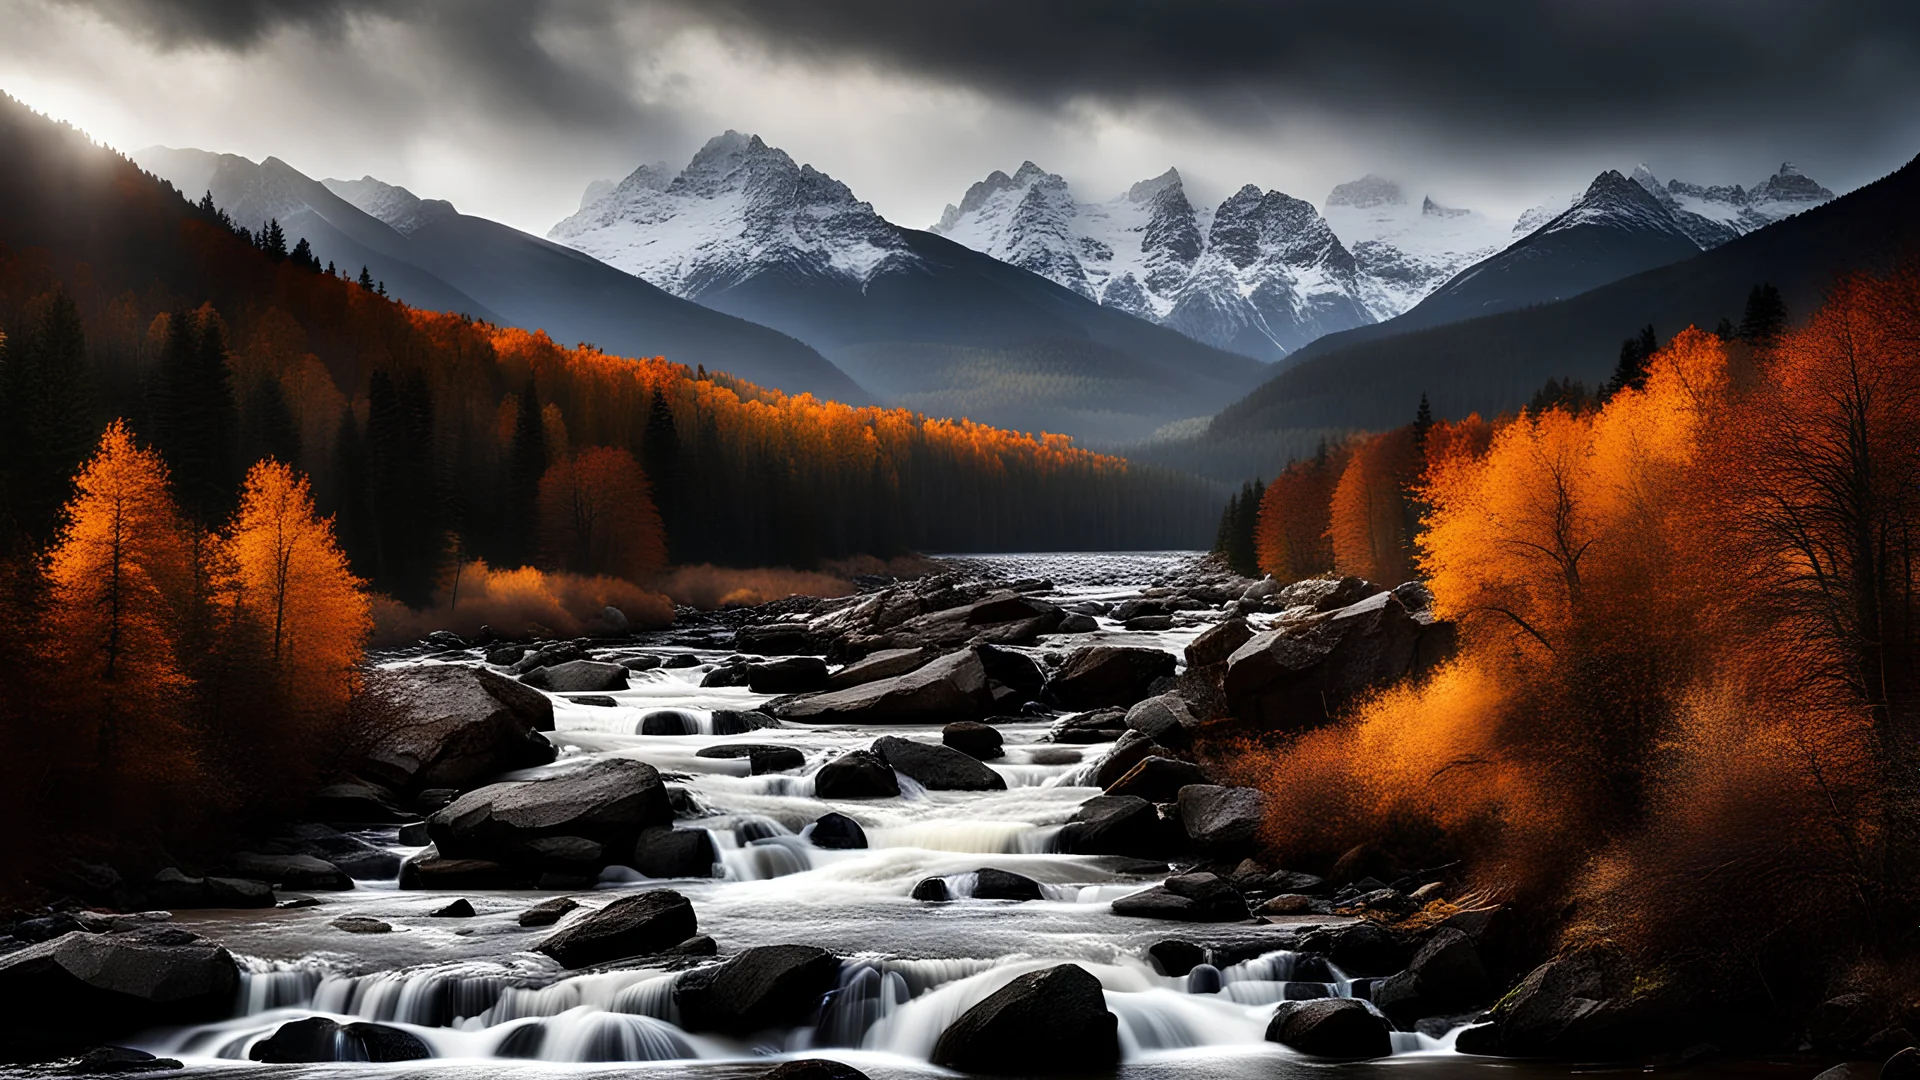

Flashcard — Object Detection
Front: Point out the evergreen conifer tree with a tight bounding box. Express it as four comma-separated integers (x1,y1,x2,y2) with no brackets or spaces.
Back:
0,291,97,540
1740,282,1789,345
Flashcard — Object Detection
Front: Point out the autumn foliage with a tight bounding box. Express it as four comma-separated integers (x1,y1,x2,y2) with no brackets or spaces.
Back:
1226,278,1920,1015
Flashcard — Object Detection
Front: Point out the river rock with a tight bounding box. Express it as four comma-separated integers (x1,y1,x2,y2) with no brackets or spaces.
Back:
1057,613,1098,633
969,868,1044,901
1051,707,1129,744
331,916,391,933
1369,928,1490,1023
250,1017,430,1063
0,929,240,1059
1056,795,1178,858
712,709,781,734
1042,646,1176,710
807,812,868,849
521,659,629,693
763,1060,871,1080
1265,998,1392,1059
354,665,556,795
537,890,698,968
1093,730,1172,788
773,649,995,725
518,896,580,927
1472,950,1628,1056
398,847,534,890
1110,872,1249,922
942,721,1004,760
814,750,902,798
1811,992,1892,1053
1224,591,1449,733
1176,785,1267,853
1149,940,1208,977
734,623,827,656
1123,692,1199,747
930,964,1119,1074
72,1046,182,1072
748,657,832,694
630,826,719,878
146,869,273,910
673,944,841,1034
1104,756,1210,802
639,708,701,735
882,591,1065,651
696,743,806,774
228,853,352,891
829,647,935,688
974,644,1044,706
911,877,953,901
872,736,1006,791
511,642,588,674
1185,618,1255,669
1884,1048,1920,1080
307,779,415,824
428,757,672,863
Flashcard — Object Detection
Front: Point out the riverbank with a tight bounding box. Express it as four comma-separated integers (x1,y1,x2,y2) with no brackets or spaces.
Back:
0,553,1901,1078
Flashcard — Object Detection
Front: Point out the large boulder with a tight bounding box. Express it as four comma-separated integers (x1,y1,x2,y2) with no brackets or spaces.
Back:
1185,618,1254,669
1043,646,1176,710
807,812,868,849
814,751,901,799
974,644,1044,707
536,890,698,968
145,869,274,910
1265,998,1392,1059
1110,872,1249,922
1176,785,1266,853
1370,928,1490,1023
969,868,1044,902
764,1061,870,1080
355,665,556,794
828,647,935,689
942,721,1004,760
427,757,672,863
748,657,832,694
521,659,629,693
0,928,240,1059
228,853,352,891
872,736,1006,791
1093,730,1173,789
882,591,1066,651
250,1017,430,1063
673,945,841,1034
1469,950,1637,1056
1055,795,1178,858
398,847,536,890
931,964,1119,1074
1224,591,1448,733
773,650,995,725
1104,756,1210,802
1123,692,1199,747
629,827,719,879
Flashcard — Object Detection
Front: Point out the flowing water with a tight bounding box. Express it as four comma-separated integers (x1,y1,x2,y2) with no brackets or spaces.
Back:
113,553,1818,1080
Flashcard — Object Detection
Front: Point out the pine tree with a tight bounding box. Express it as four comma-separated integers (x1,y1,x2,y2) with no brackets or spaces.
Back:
364,370,441,604
1,291,97,540
289,238,317,272
358,266,375,290
1214,492,1238,556
239,373,301,469
1413,393,1434,458
641,387,683,558
260,219,288,261
506,380,548,566
1607,324,1658,397
151,308,238,525
1740,282,1789,345
1714,316,1736,340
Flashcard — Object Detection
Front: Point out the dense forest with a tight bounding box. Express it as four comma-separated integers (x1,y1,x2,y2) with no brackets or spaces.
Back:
1209,270,1920,1028
0,95,1218,606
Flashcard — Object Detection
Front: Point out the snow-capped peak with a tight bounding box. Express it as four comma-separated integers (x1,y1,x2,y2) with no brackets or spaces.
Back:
1126,167,1184,203
549,130,915,298
1520,159,1836,249
323,175,457,236
1321,174,1510,320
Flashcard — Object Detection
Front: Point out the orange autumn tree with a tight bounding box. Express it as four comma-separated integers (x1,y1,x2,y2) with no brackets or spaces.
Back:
223,458,370,709
1255,443,1348,582
42,420,201,792
536,446,668,582
1328,428,1421,586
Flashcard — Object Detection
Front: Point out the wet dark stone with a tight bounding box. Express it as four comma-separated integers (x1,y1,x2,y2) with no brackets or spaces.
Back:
536,890,697,969
814,751,900,799
762,1060,871,1080
970,868,1044,902
930,963,1119,1074
1265,998,1391,1059
807,812,868,849
249,1018,430,1063
673,944,842,1035
430,898,475,918
696,743,806,774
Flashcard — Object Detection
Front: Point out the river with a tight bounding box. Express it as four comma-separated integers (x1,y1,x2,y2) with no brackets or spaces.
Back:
98,553,1828,1080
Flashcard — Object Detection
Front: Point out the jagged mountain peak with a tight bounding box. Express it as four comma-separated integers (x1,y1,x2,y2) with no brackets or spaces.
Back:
1421,196,1469,218
323,175,457,237
1754,161,1834,204
1127,167,1184,202
1326,174,1406,209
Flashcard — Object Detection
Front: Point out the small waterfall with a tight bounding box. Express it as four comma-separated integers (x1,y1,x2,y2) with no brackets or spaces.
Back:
236,957,328,1014
719,835,816,880
502,1006,697,1062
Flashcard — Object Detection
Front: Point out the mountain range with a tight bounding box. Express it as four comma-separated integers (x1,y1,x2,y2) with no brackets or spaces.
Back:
131,146,868,403
1182,151,1915,483
549,131,1267,444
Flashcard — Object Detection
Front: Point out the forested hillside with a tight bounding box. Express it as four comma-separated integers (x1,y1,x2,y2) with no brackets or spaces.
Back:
0,94,1218,613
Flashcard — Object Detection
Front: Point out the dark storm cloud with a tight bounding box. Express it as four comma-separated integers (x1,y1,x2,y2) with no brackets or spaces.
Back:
62,0,1920,150
661,0,1920,136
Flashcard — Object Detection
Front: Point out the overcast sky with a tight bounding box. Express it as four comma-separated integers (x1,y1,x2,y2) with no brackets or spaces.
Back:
3,0,1919,236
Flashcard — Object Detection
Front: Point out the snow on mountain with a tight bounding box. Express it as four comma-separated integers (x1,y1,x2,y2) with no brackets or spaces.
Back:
549,131,915,299
322,176,457,237
1321,174,1511,319
1519,161,1835,247
931,162,1372,361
